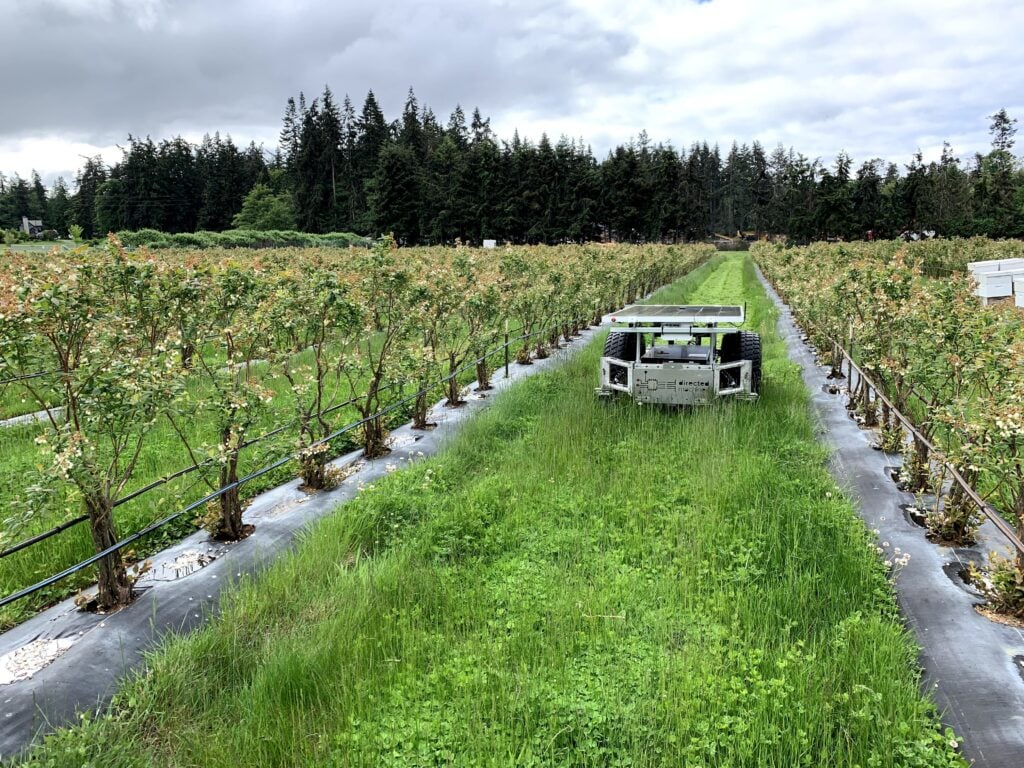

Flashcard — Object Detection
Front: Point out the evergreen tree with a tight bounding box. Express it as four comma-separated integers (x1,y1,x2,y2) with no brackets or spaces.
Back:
975,109,1019,235
93,177,126,235
750,142,771,235
931,143,972,235
470,108,492,145
73,156,107,238
880,162,906,236
157,136,201,232
279,96,301,169
816,152,854,239
852,159,883,237
29,171,47,220
355,90,389,231
6,177,32,228
424,134,468,244
398,87,424,158
337,94,361,230
464,132,502,241
368,144,422,244
646,143,683,241
47,177,73,235
447,105,468,149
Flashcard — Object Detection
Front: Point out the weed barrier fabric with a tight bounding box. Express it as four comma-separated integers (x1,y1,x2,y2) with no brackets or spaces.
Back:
0,321,614,760
756,266,1024,768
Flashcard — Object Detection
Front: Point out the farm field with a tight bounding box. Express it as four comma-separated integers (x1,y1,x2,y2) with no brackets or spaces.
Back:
0,241,703,626
3,242,76,254
17,254,963,767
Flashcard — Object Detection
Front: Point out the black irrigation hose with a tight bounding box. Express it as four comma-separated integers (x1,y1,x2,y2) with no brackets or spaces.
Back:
0,316,587,607
0,514,89,560
0,369,61,387
0,378,414,562
0,328,520,562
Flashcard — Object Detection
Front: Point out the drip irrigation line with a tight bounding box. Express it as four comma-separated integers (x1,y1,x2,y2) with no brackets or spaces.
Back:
0,381,400,561
0,314,587,606
0,515,89,560
0,327,525,562
0,370,60,387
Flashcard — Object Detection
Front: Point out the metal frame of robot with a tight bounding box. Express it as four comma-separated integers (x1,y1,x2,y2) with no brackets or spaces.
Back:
597,304,756,404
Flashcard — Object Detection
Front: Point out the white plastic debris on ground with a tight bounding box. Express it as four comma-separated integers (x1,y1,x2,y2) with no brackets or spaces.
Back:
387,434,420,450
0,639,76,685
162,550,216,579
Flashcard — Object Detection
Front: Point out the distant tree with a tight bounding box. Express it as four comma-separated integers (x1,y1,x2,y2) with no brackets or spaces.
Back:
989,108,1017,153
293,87,344,232
231,180,296,230
464,133,502,241
368,144,422,243
46,177,72,235
930,143,973,236
878,161,906,236
974,109,1020,236
750,141,771,235
6,175,32,227
470,107,492,144
156,136,200,232
278,95,301,172
852,159,883,236
336,94,361,230
29,171,47,220
447,104,468,149
816,152,854,239
68,157,109,239
398,87,425,158
425,134,471,244
350,91,389,232
92,177,125,235
197,133,264,231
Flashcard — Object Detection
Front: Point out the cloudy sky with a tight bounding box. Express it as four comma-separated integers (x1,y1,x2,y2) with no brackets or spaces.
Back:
2,0,1022,187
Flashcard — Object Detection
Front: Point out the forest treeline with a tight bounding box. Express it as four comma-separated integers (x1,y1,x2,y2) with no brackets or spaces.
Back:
0,87,1021,245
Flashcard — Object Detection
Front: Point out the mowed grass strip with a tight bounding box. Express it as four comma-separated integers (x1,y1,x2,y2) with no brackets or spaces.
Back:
21,255,963,767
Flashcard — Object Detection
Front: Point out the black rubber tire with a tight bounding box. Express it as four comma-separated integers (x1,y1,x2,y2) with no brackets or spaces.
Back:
603,331,646,362
720,331,762,394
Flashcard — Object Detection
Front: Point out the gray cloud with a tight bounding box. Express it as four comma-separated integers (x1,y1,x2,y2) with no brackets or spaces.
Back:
2,0,1022,183
3,0,631,144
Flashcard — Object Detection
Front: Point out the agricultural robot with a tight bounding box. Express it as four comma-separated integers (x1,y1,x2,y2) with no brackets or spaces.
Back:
596,304,761,405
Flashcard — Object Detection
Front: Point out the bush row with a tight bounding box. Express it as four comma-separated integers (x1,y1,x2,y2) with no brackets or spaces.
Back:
114,228,371,250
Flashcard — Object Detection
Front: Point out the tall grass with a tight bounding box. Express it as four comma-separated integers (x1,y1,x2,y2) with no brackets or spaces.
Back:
20,255,962,767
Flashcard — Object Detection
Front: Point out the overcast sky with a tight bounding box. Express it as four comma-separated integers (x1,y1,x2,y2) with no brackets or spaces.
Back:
3,0,1022,187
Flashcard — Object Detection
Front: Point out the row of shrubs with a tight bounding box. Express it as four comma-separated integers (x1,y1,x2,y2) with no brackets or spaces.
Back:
115,229,371,250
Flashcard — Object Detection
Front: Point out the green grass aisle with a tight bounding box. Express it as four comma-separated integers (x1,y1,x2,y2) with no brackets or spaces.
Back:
22,255,963,767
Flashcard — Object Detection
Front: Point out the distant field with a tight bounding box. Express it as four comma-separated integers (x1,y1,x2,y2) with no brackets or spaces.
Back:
4,240,77,253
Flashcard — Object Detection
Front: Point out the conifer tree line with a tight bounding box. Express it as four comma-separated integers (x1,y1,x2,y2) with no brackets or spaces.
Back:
1,87,1021,245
